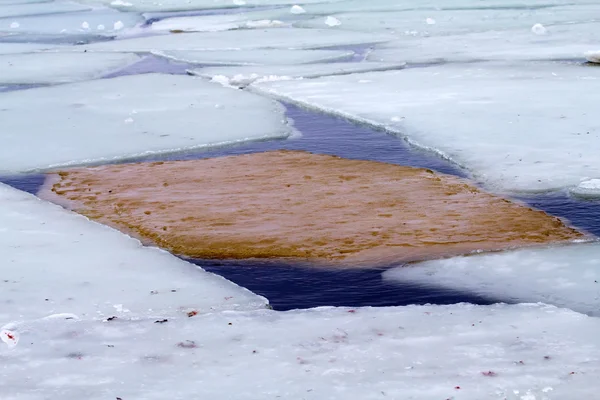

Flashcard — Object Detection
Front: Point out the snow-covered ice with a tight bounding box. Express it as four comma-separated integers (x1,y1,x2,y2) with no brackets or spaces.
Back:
252,62,600,193
191,62,406,88
3,300,600,399
571,179,600,198
0,52,140,84
531,23,548,35
153,48,354,65
290,4,305,14
0,182,267,323
0,73,292,173
384,242,600,317
63,28,392,52
324,15,341,27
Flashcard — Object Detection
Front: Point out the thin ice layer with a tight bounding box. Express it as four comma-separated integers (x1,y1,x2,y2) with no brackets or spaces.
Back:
191,62,405,87
84,0,346,12
252,62,600,193
2,303,600,399
63,28,392,52
0,52,140,83
153,49,354,65
0,183,266,323
369,22,600,63
384,242,600,317
0,1,89,18
0,73,291,173
0,9,142,35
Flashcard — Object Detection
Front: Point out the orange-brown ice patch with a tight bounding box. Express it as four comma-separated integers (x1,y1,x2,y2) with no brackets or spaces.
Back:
39,150,584,266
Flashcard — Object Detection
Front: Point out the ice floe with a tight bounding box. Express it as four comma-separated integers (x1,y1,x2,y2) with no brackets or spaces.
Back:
148,13,286,33
2,302,600,399
63,28,392,52
384,242,600,317
153,48,354,65
0,52,140,83
571,179,600,198
252,62,600,193
0,73,292,173
0,182,267,324
191,61,405,87
0,9,142,36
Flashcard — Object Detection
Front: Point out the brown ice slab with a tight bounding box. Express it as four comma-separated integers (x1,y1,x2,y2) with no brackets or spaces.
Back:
39,150,584,267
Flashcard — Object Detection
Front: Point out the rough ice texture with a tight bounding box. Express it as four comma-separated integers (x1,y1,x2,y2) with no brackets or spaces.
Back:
190,62,406,88
0,52,140,84
0,1,89,18
40,151,583,266
153,48,354,65
252,62,600,193
384,242,600,317
0,74,291,173
0,182,266,324
0,9,142,35
570,179,600,198
64,28,392,52
3,302,600,399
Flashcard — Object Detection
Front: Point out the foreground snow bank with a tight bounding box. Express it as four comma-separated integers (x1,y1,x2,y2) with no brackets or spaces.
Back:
0,182,267,323
0,73,292,173
384,242,600,316
2,303,600,399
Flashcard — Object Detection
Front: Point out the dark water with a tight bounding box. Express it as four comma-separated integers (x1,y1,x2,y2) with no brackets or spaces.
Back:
194,260,499,311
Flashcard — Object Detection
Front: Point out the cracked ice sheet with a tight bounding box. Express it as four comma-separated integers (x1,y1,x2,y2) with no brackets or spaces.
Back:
0,9,142,36
190,61,406,88
0,52,140,84
295,4,600,36
0,1,89,18
252,62,600,193
369,22,600,64
0,183,266,324
0,73,292,173
2,303,600,399
384,242,600,317
61,28,392,52
153,48,354,65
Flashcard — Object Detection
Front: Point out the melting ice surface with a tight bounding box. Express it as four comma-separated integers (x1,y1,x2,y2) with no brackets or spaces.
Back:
0,73,292,173
3,0,600,397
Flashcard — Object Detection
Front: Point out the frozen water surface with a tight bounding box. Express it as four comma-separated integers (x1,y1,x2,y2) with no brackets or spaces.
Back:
253,62,600,193
0,1,89,18
0,73,292,173
0,9,142,36
0,42,61,53
191,61,406,87
2,302,600,399
64,28,393,52
147,12,288,32
384,242,600,317
79,0,346,12
153,48,354,65
0,182,267,323
0,52,140,83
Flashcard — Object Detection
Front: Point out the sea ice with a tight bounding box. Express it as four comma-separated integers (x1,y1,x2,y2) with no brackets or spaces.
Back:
290,4,305,14
0,73,292,173
0,9,142,36
191,62,405,88
0,182,267,324
384,242,600,317
252,62,600,193
0,42,60,54
0,52,140,84
81,0,346,12
153,48,354,65
2,302,600,399
571,179,600,198
586,50,600,63
63,28,392,52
